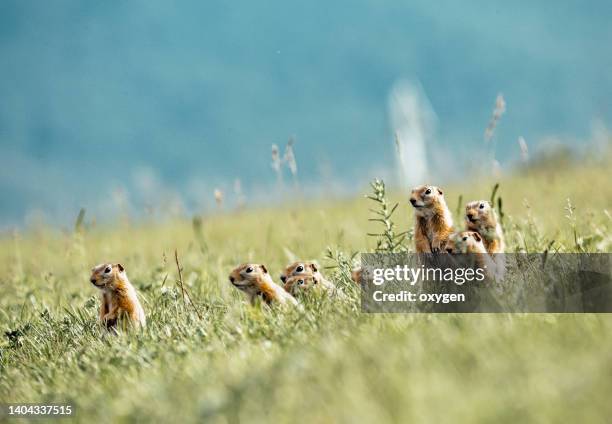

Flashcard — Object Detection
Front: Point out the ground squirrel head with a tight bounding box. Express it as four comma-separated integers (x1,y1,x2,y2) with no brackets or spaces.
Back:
283,274,319,295
90,263,126,290
465,200,496,230
279,261,321,283
229,263,272,292
445,232,486,254
410,185,446,216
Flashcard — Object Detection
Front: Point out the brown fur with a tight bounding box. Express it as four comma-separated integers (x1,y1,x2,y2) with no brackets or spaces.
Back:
465,200,505,254
410,185,454,253
283,261,347,298
280,261,335,290
445,231,496,278
90,263,146,329
283,274,320,295
445,231,487,255
229,263,298,307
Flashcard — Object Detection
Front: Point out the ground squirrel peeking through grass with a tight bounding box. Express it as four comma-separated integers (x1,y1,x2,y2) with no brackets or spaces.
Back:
229,263,298,307
283,274,320,295
445,231,498,280
280,262,334,289
281,261,346,297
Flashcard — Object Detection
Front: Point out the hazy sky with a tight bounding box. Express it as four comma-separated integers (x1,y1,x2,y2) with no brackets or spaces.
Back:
1,0,610,227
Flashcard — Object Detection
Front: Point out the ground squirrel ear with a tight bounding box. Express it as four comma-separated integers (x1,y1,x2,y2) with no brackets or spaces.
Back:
472,232,482,242
260,264,268,274
116,263,125,272
437,188,443,195
309,263,318,273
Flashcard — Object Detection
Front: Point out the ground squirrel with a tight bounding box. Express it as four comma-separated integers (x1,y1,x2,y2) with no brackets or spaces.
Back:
89,263,146,329
445,231,488,255
465,200,505,254
410,185,454,253
281,261,346,297
445,231,497,278
229,263,298,307
283,274,320,295
280,262,334,290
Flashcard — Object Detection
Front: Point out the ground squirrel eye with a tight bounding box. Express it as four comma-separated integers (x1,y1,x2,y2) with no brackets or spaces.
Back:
104,266,111,273
462,237,468,241
425,189,431,195
298,279,304,285
246,267,253,273
479,203,485,209
296,265,304,272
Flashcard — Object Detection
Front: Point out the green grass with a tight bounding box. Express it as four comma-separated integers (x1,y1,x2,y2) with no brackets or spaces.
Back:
1,155,611,423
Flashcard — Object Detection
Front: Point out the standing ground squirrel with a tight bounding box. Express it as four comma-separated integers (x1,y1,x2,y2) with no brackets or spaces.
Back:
229,263,298,307
464,200,505,254
89,263,146,329
410,185,454,253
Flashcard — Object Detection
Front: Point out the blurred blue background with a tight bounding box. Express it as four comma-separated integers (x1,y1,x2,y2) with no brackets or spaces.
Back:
1,0,610,227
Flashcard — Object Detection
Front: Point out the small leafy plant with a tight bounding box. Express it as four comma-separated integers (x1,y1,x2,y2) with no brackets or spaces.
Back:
366,179,409,253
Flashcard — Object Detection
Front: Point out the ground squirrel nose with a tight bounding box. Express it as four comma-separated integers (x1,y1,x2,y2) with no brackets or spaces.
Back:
410,199,417,206
229,276,235,283
90,277,96,284
280,276,286,283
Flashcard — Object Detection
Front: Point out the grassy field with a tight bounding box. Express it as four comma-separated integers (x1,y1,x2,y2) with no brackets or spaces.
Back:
1,153,612,423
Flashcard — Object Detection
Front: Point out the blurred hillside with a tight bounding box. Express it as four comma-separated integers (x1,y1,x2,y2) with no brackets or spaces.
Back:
0,0,611,227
